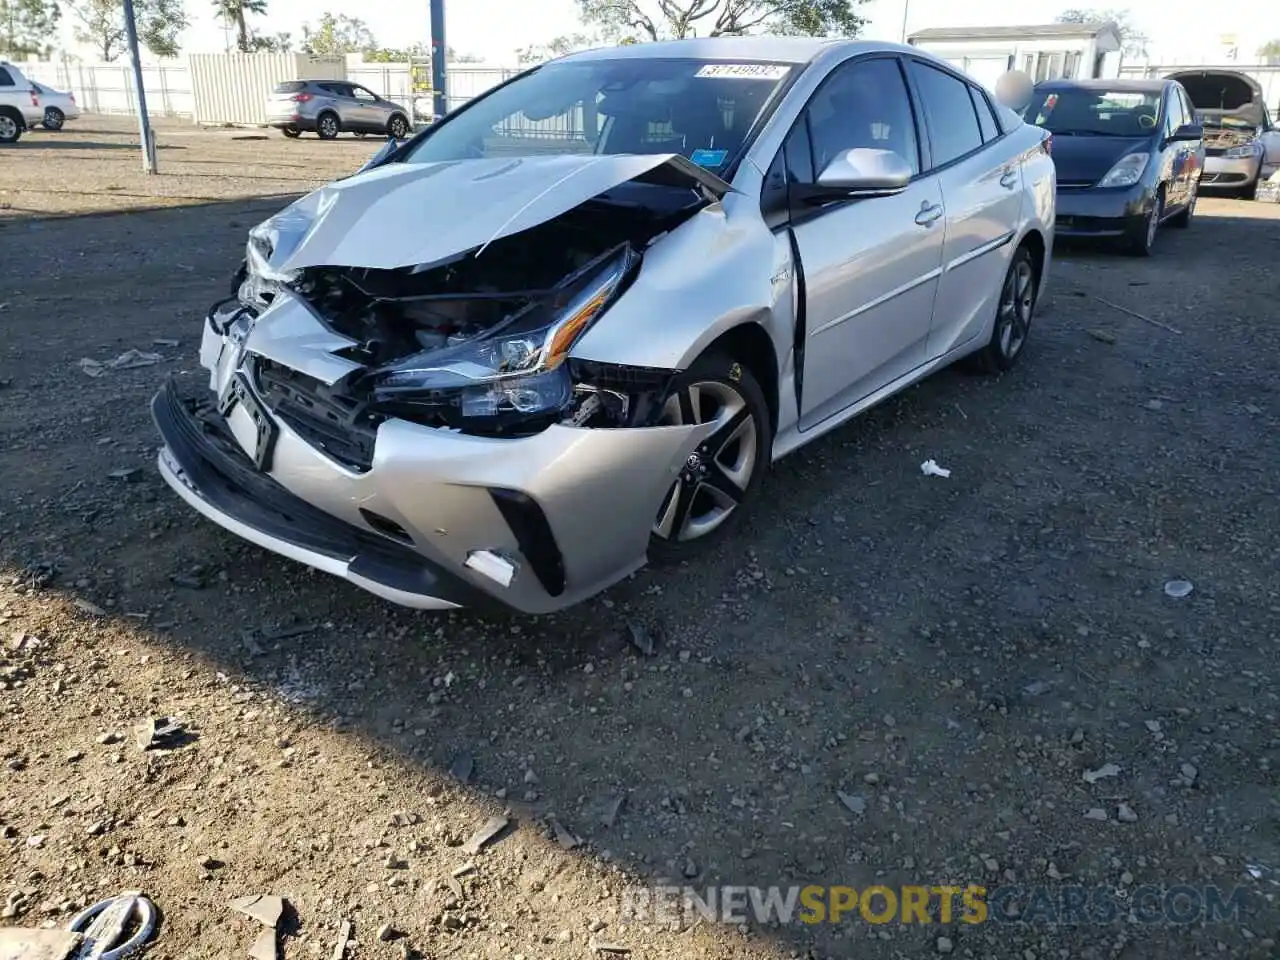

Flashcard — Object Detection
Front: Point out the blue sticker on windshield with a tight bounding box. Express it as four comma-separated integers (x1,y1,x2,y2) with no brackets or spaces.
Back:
690,148,728,168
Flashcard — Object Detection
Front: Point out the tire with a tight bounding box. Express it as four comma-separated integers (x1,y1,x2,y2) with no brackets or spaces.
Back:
388,114,410,139
42,107,64,131
1126,187,1162,256
0,110,21,144
967,244,1038,375
281,127,300,139
648,350,771,562
316,112,340,140
1168,184,1196,228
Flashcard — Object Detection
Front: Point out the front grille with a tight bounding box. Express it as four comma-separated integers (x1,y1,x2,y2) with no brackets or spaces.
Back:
1057,180,1096,190
251,357,381,472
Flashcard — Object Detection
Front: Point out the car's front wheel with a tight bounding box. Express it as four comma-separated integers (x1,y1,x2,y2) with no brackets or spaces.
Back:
388,114,410,139
649,351,771,562
42,108,64,131
1127,188,1162,256
968,245,1037,374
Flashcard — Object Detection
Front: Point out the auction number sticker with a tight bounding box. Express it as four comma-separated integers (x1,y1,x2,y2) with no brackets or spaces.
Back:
695,63,789,80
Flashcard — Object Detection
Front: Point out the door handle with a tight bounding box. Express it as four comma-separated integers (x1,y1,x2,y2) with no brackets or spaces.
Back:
999,168,1019,189
914,202,944,227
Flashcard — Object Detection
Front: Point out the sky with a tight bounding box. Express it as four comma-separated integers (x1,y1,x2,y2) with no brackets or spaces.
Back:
63,0,1280,66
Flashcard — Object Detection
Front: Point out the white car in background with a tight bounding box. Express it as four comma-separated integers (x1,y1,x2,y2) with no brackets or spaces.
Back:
0,60,44,142
29,81,80,130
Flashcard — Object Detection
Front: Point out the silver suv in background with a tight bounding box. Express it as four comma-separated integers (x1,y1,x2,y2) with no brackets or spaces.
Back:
0,60,44,143
266,79,411,140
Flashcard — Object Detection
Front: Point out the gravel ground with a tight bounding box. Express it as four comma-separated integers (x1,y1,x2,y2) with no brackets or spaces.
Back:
1,130,1278,960
0,115,376,218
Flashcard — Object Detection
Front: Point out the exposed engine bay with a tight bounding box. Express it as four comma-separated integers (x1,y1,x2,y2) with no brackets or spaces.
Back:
1202,122,1259,151
229,178,709,464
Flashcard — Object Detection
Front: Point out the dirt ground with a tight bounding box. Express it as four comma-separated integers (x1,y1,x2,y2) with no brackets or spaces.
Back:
1,118,1278,960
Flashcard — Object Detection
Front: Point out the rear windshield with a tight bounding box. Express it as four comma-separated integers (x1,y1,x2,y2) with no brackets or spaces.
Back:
1026,88,1162,137
273,81,307,94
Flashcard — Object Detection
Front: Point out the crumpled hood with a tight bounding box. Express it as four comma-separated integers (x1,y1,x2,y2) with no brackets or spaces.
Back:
252,153,731,274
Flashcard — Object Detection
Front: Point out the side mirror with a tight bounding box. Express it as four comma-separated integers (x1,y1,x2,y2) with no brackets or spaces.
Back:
357,136,401,174
809,148,912,199
1167,123,1203,143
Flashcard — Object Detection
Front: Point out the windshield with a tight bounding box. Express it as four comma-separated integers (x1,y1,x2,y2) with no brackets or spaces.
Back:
1025,88,1162,137
400,58,795,174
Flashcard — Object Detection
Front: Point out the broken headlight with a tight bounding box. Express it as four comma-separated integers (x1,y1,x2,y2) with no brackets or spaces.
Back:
369,245,638,430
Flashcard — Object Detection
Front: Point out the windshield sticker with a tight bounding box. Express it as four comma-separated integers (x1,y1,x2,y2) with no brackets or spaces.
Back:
690,148,728,168
695,63,789,80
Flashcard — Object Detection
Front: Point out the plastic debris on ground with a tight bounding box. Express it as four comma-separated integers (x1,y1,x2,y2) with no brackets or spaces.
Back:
1163,579,1194,599
76,349,164,378
920,459,951,478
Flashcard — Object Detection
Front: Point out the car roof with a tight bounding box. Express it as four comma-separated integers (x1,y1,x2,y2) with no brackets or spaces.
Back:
558,35,897,66
1035,77,1171,94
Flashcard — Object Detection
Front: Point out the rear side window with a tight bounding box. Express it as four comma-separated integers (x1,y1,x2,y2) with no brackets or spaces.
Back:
969,85,1001,142
0,68,13,87
908,61,984,167
274,81,307,94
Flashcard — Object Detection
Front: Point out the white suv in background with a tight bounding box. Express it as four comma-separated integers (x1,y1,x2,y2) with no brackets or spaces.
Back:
0,60,44,143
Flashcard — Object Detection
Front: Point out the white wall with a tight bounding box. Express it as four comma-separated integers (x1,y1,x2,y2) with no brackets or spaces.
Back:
12,58,192,116
916,35,1123,88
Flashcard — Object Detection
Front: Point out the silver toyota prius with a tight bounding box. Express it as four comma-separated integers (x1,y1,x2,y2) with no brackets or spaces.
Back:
152,37,1055,614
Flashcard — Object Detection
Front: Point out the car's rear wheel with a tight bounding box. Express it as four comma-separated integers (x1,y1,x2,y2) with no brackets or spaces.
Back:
0,111,21,144
388,114,410,139
281,126,300,139
967,245,1037,375
316,112,340,140
1127,188,1162,256
648,351,771,562
42,108,65,131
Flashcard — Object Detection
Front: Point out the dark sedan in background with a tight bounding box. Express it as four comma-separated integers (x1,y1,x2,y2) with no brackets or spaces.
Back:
1026,78,1204,255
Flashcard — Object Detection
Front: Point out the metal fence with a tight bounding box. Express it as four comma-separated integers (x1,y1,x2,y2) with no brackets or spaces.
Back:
12,58,193,116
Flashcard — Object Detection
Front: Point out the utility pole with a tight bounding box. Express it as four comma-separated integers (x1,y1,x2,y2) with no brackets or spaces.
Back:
122,0,157,173
430,0,446,120
899,0,909,44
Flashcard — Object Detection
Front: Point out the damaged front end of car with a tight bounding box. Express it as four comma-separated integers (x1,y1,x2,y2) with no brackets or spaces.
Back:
156,153,734,613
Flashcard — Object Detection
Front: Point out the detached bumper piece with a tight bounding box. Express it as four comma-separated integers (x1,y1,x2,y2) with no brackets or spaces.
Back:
150,380,494,611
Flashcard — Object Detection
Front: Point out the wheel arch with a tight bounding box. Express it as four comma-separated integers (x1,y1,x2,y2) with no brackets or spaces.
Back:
1018,227,1047,291
700,322,779,437
0,104,25,128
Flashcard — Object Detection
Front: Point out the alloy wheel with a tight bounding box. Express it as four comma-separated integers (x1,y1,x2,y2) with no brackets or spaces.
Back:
0,116,17,142
653,380,760,543
390,116,409,139
319,116,338,138
43,108,64,131
998,257,1035,360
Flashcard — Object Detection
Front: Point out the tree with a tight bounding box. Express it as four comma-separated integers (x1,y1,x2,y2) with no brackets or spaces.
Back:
573,0,866,42
516,32,597,65
71,0,188,61
246,29,289,51
1055,8,1148,59
299,11,374,56
1260,39,1280,65
365,43,481,63
212,0,266,53
0,0,61,59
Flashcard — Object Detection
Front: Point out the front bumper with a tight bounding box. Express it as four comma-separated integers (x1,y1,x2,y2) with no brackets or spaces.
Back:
154,298,704,614
1199,154,1262,189
1053,184,1153,238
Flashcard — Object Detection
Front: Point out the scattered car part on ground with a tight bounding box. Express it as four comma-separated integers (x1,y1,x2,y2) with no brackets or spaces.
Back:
153,37,1055,614
1027,77,1203,255
67,892,156,959
266,79,411,140
29,81,80,131
1169,68,1280,199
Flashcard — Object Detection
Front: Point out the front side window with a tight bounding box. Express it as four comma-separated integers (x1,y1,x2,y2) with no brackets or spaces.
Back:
1026,88,1163,137
805,57,920,177
399,58,795,174
909,61,984,166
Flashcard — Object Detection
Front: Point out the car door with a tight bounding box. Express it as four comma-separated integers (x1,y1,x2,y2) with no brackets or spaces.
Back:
350,84,386,131
903,60,1025,358
780,55,945,431
322,82,359,128
1159,87,1190,209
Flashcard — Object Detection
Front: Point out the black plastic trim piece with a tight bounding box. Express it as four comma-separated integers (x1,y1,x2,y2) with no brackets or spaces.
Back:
488,488,566,597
